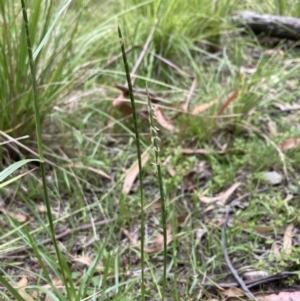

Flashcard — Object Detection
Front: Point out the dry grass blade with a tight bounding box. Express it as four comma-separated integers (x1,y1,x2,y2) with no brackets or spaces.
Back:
217,90,240,116
130,20,157,83
153,106,178,132
67,162,111,179
192,98,219,115
283,224,293,256
182,77,197,112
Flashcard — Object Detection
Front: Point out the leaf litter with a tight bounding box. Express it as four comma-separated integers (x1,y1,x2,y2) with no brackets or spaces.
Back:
122,150,150,194
197,182,242,204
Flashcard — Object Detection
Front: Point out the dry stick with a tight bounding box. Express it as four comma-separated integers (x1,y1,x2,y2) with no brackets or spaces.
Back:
181,77,197,113
234,11,300,41
0,218,116,258
222,206,258,301
130,20,158,84
149,51,192,78
0,135,29,146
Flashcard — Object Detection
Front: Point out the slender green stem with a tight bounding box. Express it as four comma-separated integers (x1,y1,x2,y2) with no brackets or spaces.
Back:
118,26,146,300
20,1,73,298
147,90,167,301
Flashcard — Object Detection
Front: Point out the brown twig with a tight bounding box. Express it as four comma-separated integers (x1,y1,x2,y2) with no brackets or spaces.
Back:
0,218,116,258
222,205,258,301
148,51,192,78
130,20,158,84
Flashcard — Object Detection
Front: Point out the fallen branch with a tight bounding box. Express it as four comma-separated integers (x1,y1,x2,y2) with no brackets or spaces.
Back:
234,11,300,40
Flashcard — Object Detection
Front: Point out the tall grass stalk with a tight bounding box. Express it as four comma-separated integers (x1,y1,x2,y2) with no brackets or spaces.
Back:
118,26,146,300
20,0,74,299
147,93,167,301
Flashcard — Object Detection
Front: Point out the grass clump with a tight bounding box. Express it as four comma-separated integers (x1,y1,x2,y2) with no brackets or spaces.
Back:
1,1,75,141
121,0,234,58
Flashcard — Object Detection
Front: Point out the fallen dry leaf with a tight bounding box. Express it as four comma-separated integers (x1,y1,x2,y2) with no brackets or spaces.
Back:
257,291,300,301
263,49,284,56
1,209,29,223
68,163,111,180
280,137,300,151
17,277,28,287
198,182,241,204
182,148,225,155
218,90,240,116
72,256,104,271
153,106,177,132
149,199,163,210
182,148,213,155
153,224,173,253
283,224,294,256
122,150,150,194
271,242,281,261
192,98,219,115
44,278,64,301
163,155,176,177
123,223,173,254
11,277,33,301
112,93,132,115
268,121,277,136
274,102,300,111
220,287,244,298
